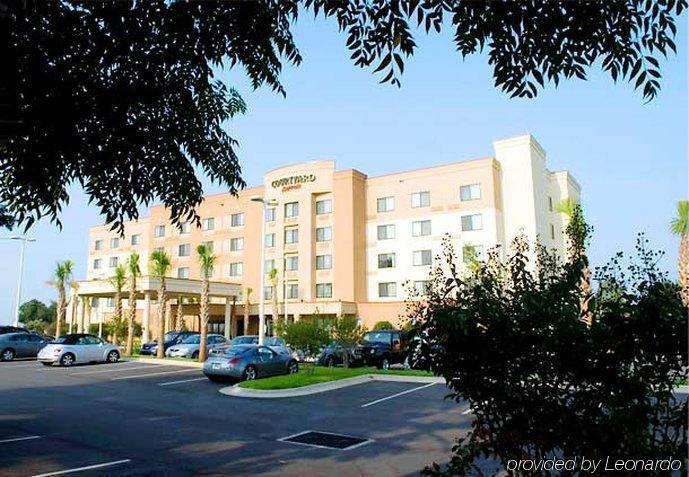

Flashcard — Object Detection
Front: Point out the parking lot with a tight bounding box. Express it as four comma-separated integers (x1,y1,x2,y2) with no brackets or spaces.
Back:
0,359,470,476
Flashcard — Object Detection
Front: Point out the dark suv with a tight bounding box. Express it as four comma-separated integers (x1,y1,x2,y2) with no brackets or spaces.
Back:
358,329,406,370
140,331,199,355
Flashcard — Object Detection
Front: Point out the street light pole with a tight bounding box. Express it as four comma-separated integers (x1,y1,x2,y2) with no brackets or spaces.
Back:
1,236,36,327
251,196,277,345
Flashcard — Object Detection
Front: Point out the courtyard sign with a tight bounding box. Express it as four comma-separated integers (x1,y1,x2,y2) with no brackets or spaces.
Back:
271,174,316,192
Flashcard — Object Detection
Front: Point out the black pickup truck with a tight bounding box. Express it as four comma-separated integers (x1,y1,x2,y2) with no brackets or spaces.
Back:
357,329,406,370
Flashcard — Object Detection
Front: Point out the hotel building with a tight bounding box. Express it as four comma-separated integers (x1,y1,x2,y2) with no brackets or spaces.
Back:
81,134,580,339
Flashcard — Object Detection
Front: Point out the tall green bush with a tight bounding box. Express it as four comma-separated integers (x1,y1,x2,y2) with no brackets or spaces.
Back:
372,320,394,330
283,319,330,373
416,230,688,475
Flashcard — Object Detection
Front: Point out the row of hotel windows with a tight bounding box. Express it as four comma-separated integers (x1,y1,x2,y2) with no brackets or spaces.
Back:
258,281,431,300
376,184,481,213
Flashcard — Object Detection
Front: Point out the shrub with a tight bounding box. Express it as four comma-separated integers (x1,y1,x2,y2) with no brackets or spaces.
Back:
415,231,688,475
372,320,394,330
283,319,330,372
331,315,367,368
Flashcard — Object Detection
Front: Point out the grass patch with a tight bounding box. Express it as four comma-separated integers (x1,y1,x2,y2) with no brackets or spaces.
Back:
239,365,433,390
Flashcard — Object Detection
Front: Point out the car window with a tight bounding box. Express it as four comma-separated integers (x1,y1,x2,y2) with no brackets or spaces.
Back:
363,332,391,344
265,337,285,347
10,334,26,342
53,335,78,344
182,335,201,344
230,336,257,345
77,337,89,345
28,334,44,342
258,346,275,358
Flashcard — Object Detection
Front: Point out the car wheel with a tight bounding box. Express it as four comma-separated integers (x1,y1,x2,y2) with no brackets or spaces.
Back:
243,365,257,381
288,360,299,375
191,351,199,360
60,353,75,367
1,348,15,362
378,357,390,371
107,350,120,363
325,355,334,367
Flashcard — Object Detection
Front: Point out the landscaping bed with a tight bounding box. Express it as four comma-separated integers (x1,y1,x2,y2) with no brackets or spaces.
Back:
239,365,434,390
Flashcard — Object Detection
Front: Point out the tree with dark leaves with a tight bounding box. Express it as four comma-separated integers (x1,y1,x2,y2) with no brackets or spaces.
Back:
1,1,684,232
412,229,687,476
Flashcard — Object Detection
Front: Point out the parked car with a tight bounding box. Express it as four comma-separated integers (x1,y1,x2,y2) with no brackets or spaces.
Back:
0,332,51,361
140,331,199,356
229,335,295,358
317,342,364,367
203,344,298,382
358,329,407,370
37,334,120,367
165,334,227,359
0,325,28,335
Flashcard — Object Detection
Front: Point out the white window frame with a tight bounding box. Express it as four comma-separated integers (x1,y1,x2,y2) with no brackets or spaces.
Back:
229,262,243,277
316,254,332,270
285,202,299,218
377,196,394,213
154,225,166,238
377,224,395,240
94,240,103,251
411,191,430,208
377,253,396,269
230,237,244,252
413,249,432,266
230,213,244,227
316,283,333,298
378,282,397,298
285,255,299,271
265,207,276,222
460,183,481,201
177,267,190,279
93,259,102,270
202,217,215,231
286,283,299,299
130,234,140,246
284,228,299,244
265,233,276,248
109,257,118,268
315,199,332,215
316,226,332,242
178,243,191,257
461,214,483,231
412,220,432,237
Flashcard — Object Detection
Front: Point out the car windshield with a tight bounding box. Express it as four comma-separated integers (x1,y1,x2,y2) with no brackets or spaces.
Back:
182,335,200,344
164,332,178,341
362,332,390,344
265,337,285,346
52,335,79,344
230,336,256,345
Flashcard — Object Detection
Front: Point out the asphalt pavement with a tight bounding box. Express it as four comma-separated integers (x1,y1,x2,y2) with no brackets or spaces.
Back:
0,359,470,477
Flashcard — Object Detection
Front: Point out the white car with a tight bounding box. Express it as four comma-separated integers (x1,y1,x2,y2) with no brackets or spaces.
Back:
38,333,120,367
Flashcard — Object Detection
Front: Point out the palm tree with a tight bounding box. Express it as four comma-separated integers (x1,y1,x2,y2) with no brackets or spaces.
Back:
175,295,185,331
196,244,216,361
243,287,252,336
109,264,127,345
149,250,171,359
268,268,280,335
556,199,592,325
671,200,689,306
125,252,141,356
52,260,74,338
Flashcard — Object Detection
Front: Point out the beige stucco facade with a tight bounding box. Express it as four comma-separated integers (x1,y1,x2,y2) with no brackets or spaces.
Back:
84,134,580,334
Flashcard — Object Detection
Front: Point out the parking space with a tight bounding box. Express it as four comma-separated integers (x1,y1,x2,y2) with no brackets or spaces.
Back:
0,360,469,476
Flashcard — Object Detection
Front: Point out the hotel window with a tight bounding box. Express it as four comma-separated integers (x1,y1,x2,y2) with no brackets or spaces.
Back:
203,241,214,252
462,244,484,263
414,280,432,295
154,247,164,253
316,199,332,215
131,234,141,246
264,259,275,273
265,207,276,222
461,214,483,231
154,225,165,238
110,237,119,249
201,217,215,231
177,267,190,279
316,226,332,242
377,196,394,213
179,221,191,234
411,191,430,208
178,243,191,257
378,253,396,269
316,283,333,299
460,183,481,201
316,254,332,270
413,249,432,266
550,224,555,240
107,298,115,307
94,239,103,251
265,233,276,248
285,201,299,218
93,259,102,270
412,220,432,237
229,262,243,277
548,196,554,212
230,213,244,227
378,282,397,298
230,237,244,252
263,286,273,300
284,228,299,244
109,257,118,268
285,255,299,271
377,224,395,240
286,283,299,299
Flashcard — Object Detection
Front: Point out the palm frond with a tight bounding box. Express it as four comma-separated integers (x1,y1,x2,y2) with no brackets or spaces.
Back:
110,264,127,290
127,252,141,277
670,200,689,235
149,250,171,278
196,244,216,278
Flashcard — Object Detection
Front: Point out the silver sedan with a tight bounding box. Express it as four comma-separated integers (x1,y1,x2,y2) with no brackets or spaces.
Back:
37,334,120,367
166,334,227,359
203,344,298,382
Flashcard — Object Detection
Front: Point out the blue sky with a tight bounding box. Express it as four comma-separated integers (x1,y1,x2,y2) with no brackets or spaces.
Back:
1,15,687,323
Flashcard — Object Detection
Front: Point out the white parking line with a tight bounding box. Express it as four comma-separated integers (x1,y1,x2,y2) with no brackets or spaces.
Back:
0,435,41,444
361,382,436,408
158,377,207,386
112,369,199,381
29,459,131,477
70,365,162,376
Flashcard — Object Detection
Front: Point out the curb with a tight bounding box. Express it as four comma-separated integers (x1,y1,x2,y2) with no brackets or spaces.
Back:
129,357,203,369
219,374,445,399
